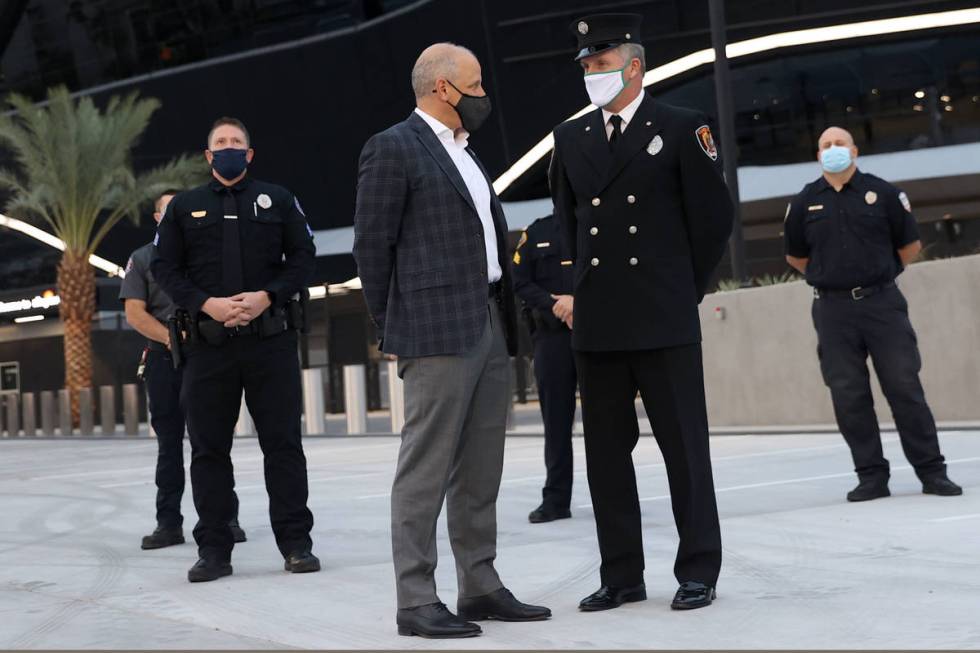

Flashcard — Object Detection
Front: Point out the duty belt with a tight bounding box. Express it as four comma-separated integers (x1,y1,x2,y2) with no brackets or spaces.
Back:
813,281,896,301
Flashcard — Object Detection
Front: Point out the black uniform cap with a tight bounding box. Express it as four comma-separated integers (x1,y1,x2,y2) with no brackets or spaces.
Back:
570,13,642,62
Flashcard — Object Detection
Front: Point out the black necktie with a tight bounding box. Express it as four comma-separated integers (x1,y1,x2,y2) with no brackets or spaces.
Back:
608,114,623,151
221,190,244,296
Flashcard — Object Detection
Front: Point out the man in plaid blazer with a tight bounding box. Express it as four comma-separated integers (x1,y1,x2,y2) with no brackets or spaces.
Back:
353,43,550,639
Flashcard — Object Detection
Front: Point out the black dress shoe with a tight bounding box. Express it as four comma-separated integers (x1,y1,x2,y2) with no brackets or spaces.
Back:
578,583,647,611
229,520,247,543
396,602,481,638
846,478,890,502
141,526,185,550
528,504,572,524
187,558,232,583
458,587,551,622
671,581,716,610
922,474,963,496
284,550,321,573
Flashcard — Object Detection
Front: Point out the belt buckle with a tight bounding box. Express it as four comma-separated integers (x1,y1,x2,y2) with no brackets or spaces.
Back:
851,287,864,301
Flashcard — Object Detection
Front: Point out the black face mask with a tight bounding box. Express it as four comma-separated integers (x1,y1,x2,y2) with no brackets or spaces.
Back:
447,80,492,133
210,147,248,180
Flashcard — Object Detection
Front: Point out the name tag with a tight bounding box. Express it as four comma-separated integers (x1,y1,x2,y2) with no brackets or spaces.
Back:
560,260,573,266
536,242,551,248
808,205,824,211
191,210,207,218
224,215,238,220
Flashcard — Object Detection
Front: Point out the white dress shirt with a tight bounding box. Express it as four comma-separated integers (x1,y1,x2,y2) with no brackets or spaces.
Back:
414,108,502,283
601,90,645,140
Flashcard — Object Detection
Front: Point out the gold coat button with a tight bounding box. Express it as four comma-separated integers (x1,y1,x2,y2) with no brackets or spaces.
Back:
627,195,636,204
629,257,638,266
591,197,601,207
628,225,638,234
591,258,600,267
590,227,599,236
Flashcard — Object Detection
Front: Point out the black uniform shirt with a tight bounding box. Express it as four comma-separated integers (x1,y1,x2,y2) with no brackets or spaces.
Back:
150,176,316,313
511,215,574,311
118,241,176,323
784,170,920,290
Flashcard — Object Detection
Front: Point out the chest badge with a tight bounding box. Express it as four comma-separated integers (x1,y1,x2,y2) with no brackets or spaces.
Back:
647,135,664,156
256,193,272,209
190,210,206,218
865,191,878,205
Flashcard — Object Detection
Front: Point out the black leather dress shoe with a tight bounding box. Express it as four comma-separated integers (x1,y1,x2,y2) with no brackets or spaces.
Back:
284,550,321,573
396,602,481,638
229,520,247,543
141,526,185,550
458,588,551,621
846,478,890,502
187,558,232,583
671,581,716,610
578,583,647,611
922,474,963,496
528,504,572,524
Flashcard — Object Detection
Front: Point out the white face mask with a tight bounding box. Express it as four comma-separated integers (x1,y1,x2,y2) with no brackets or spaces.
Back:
584,65,628,108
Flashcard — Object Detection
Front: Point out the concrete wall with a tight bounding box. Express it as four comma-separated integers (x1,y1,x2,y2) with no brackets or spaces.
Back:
699,254,980,427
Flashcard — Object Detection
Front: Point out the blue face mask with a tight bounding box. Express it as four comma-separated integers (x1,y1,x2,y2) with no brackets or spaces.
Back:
210,148,249,179
820,145,853,173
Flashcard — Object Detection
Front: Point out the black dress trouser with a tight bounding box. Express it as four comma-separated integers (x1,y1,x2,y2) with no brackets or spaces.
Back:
532,328,577,510
575,343,722,589
812,286,946,482
181,330,313,561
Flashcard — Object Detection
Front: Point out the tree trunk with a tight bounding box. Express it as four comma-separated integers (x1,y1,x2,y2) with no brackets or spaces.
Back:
58,250,96,425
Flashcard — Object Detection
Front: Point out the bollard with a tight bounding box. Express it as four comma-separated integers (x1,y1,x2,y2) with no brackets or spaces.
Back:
22,393,36,437
5,394,19,437
387,360,405,434
40,391,56,436
235,392,254,436
79,388,94,436
99,385,116,436
122,384,139,436
343,364,367,435
302,367,326,436
58,389,72,436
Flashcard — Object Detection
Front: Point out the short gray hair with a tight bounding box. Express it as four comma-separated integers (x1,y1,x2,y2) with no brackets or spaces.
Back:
619,43,646,72
411,43,475,99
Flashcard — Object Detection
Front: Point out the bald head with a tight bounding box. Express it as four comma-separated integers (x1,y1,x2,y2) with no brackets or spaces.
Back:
411,43,478,99
818,126,855,149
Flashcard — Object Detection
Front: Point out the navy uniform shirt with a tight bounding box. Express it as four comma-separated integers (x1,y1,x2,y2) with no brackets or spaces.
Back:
118,241,176,323
150,176,316,313
511,215,574,312
784,170,920,290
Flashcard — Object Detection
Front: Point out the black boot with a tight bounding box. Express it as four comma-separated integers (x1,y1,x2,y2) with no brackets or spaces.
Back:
284,550,321,573
528,503,571,524
846,478,890,502
141,526,185,550
229,519,247,543
187,558,232,583
922,474,963,496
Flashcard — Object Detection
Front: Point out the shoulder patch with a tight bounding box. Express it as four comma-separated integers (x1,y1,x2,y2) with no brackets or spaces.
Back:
784,203,792,223
695,125,718,161
294,196,306,217
899,191,912,213
516,231,528,250
306,223,314,239
125,256,135,273
152,232,159,247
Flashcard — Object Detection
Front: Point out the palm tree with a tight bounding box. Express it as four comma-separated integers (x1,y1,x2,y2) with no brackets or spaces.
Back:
0,86,205,423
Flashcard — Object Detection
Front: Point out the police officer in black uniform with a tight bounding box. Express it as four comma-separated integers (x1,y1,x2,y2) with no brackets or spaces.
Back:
550,14,733,612
511,214,577,524
120,190,246,550
784,125,962,503
152,117,320,582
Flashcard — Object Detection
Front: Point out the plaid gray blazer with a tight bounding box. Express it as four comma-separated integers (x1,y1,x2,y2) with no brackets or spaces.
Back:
353,112,517,358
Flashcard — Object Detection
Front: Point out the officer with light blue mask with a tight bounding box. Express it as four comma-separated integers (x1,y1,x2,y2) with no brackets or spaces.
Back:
784,126,962,503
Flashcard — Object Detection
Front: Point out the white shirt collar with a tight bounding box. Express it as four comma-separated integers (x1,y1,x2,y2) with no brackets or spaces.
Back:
414,107,470,149
601,90,646,131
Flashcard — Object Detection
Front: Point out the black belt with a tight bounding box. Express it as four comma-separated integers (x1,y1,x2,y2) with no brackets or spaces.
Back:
813,281,895,300
488,281,502,299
